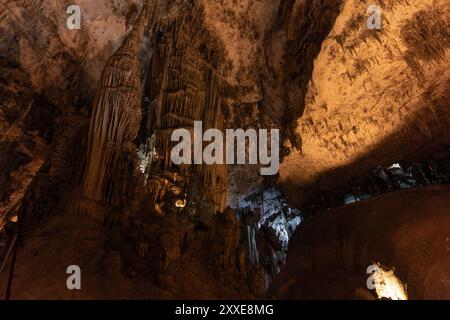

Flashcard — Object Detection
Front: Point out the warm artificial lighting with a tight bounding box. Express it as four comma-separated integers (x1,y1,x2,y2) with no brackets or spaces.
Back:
372,264,408,300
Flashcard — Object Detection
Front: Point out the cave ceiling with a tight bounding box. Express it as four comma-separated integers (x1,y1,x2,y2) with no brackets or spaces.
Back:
0,0,449,223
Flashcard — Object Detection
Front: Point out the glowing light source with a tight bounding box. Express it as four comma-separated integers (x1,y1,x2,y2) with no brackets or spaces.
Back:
175,199,187,208
370,263,408,300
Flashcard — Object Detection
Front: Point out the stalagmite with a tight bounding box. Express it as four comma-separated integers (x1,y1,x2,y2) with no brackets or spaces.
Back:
79,0,155,220
1,0,449,301
141,3,231,213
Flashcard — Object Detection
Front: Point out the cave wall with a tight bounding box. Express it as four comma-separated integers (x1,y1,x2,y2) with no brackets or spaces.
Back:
269,185,450,300
3,0,447,229
0,0,448,300
0,0,145,229
278,0,450,207
142,1,230,213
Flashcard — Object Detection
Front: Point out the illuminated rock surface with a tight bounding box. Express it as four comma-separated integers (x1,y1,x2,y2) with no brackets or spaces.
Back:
0,0,448,299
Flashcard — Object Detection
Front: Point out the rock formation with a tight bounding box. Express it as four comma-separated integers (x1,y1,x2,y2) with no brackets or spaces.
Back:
79,0,154,222
140,1,230,214
269,186,450,300
0,0,448,300
278,0,450,207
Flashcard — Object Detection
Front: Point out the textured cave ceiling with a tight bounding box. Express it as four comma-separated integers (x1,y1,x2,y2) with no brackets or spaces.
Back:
1,0,448,217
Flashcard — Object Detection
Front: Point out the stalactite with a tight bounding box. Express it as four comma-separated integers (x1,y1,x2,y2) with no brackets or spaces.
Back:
141,3,230,213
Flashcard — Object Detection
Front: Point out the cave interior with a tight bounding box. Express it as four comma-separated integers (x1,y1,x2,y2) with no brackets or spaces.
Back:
0,0,449,300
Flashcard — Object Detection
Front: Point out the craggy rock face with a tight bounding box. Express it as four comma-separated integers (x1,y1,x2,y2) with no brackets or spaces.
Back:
0,0,449,299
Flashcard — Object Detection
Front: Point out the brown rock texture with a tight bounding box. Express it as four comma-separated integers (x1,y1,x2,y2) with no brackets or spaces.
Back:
142,1,230,213
268,186,450,300
79,0,153,221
